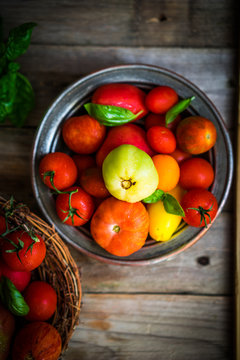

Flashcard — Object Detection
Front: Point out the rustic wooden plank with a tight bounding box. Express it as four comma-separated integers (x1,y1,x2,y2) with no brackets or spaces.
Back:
63,293,233,360
71,211,234,296
1,0,236,48
5,46,235,128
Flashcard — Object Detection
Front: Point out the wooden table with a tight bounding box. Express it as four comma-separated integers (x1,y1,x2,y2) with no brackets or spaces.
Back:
1,1,237,359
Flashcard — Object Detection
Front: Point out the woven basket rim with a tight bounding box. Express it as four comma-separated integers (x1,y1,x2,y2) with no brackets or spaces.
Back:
0,194,82,354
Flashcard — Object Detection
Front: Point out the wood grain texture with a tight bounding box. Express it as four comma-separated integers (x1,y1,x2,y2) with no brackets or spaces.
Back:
2,46,235,128
1,0,236,48
63,293,233,360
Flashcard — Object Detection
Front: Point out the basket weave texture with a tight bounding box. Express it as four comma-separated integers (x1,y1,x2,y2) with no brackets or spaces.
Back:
0,195,82,354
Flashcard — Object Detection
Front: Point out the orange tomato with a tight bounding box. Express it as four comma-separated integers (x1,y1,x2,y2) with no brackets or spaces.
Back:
152,154,180,192
176,116,217,154
90,197,149,256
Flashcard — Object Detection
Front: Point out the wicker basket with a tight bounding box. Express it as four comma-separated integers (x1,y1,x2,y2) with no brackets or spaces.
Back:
0,194,82,354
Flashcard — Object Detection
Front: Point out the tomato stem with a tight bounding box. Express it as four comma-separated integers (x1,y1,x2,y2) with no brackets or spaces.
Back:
112,225,120,233
61,189,86,225
188,204,213,228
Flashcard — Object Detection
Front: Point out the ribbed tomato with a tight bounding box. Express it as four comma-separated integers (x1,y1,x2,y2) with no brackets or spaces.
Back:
90,197,149,256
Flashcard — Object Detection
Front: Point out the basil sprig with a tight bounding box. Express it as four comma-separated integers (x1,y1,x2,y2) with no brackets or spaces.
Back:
165,96,195,125
0,22,36,126
143,189,185,217
84,103,143,126
0,276,29,316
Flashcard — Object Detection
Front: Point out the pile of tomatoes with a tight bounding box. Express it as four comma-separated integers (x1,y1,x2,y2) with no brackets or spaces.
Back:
0,212,62,360
38,82,218,258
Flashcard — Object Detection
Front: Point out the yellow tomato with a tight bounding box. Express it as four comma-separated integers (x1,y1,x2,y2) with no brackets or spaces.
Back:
147,185,186,242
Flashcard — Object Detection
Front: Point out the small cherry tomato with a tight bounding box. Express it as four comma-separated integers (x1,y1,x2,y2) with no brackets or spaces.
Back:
55,186,94,226
80,167,110,198
12,321,62,360
24,281,57,321
72,154,96,178
39,152,77,191
176,116,217,154
62,115,106,154
171,147,192,164
2,230,46,272
146,126,176,154
145,113,181,132
179,157,214,190
92,83,148,120
145,86,179,114
0,259,31,292
181,188,218,227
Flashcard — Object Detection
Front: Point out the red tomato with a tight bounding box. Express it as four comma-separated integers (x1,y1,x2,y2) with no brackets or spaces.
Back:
145,113,181,132
181,188,218,227
0,215,6,234
92,83,148,120
39,152,77,191
176,116,217,154
171,147,192,164
62,115,106,154
179,157,214,190
0,215,7,247
146,126,176,154
24,281,57,321
56,186,94,226
12,321,62,360
80,167,110,198
72,154,96,178
145,86,178,114
2,230,46,271
0,259,31,292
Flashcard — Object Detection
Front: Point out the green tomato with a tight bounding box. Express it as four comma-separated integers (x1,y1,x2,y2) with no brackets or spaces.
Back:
102,144,159,203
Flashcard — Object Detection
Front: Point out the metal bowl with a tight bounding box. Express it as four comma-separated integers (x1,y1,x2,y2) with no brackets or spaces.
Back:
31,64,233,265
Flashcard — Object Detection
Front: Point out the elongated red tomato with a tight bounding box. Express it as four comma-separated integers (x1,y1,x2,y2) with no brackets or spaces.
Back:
90,197,149,256
145,86,178,114
2,230,46,271
92,83,148,120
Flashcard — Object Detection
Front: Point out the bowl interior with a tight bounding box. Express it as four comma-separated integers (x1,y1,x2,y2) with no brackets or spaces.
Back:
32,64,233,265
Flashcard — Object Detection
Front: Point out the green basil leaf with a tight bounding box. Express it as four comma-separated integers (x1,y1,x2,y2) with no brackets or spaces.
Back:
0,69,17,122
8,72,35,127
142,189,165,203
6,22,37,61
0,276,29,316
84,103,142,126
165,96,195,125
163,194,185,217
